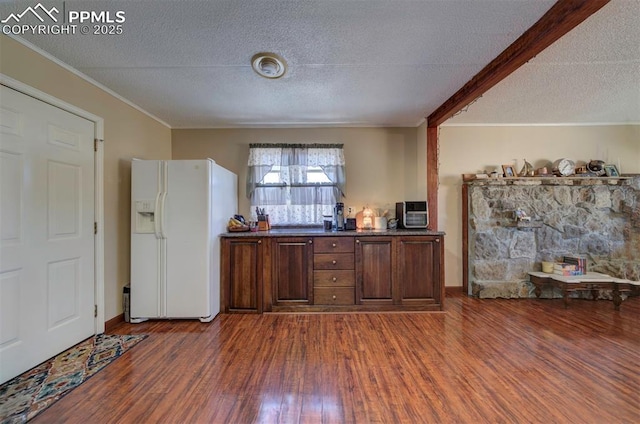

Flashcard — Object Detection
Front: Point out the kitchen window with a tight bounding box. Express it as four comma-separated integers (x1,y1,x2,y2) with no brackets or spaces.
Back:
247,144,345,226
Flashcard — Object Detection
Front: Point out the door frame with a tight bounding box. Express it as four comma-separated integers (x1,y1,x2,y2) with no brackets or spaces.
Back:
1,73,105,334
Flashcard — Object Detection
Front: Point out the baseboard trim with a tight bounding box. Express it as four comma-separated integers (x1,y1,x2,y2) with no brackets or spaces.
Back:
105,314,124,332
445,286,465,296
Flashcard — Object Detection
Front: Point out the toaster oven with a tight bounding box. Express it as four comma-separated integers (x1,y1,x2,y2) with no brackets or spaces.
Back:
396,201,428,229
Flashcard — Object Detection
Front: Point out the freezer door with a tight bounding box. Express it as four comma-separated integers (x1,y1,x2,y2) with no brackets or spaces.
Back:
164,160,213,318
131,160,164,319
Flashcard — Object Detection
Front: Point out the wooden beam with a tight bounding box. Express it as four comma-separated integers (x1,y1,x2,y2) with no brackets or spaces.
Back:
427,0,610,127
426,126,438,230
461,183,468,293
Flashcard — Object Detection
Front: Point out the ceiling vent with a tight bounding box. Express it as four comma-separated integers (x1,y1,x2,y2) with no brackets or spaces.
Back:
251,53,287,79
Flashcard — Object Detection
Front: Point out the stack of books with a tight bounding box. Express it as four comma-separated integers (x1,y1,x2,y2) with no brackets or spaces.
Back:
553,263,581,276
553,255,587,276
562,255,587,274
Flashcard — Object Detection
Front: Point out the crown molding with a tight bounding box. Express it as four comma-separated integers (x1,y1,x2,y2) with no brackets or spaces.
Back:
8,34,171,129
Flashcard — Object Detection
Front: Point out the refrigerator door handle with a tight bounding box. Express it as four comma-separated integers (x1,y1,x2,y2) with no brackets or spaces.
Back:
153,192,162,239
159,192,168,239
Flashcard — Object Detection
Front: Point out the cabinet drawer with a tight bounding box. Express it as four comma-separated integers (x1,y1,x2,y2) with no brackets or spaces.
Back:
314,287,355,305
314,237,354,253
314,253,354,270
313,270,355,287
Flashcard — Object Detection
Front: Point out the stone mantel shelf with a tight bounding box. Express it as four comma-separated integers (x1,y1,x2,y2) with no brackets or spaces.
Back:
463,176,632,186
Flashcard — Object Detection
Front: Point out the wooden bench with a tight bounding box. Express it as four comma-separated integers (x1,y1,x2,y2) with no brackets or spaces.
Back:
528,271,639,311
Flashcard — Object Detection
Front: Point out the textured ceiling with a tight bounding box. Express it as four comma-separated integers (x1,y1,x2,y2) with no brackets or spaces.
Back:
3,0,637,127
446,0,640,125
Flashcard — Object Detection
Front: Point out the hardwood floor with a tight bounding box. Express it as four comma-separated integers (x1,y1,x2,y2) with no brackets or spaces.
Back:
33,293,640,423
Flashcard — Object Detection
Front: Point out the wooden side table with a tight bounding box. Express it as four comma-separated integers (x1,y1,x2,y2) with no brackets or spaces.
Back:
528,271,635,311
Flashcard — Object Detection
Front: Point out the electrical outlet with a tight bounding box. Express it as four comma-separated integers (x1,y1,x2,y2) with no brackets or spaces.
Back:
348,206,356,217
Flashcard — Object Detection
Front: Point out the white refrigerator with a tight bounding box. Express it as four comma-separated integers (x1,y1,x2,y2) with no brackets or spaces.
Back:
130,159,237,322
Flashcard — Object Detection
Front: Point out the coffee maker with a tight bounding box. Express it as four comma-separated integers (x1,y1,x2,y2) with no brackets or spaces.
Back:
334,202,345,231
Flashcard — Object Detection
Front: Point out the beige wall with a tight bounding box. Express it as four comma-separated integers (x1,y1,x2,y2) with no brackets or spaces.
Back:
437,125,640,288
416,121,428,197
172,127,422,218
0,36,172,320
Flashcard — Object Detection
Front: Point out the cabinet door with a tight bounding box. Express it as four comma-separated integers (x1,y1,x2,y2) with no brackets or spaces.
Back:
396,236,443,307
355,237,394,305
222,238,263,313
272,237,313,306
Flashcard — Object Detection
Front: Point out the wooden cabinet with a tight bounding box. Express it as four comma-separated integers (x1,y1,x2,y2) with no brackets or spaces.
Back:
221,237,264,313
271,237,313,307
396,236,443,306
221,232,444,313
313,237,355,305
355,237,394,305
355,235,444,307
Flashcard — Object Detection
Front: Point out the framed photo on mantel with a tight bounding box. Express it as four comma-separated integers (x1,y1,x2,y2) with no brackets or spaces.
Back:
604,164,620,177
502,165,515,178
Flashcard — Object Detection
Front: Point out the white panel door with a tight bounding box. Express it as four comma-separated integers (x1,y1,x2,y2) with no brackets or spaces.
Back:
0,86,95,383
165,160,211,318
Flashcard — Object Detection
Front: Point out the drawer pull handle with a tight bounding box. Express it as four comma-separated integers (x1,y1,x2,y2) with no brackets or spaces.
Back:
332,295,337,300
309,240,313,244
435,239,440,243
257,240,262,244
332,243,337,247
356,239,360,243
332,277,337,282
332,260,337,265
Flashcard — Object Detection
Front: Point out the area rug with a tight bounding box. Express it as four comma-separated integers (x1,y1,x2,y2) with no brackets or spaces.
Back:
0,334,147,423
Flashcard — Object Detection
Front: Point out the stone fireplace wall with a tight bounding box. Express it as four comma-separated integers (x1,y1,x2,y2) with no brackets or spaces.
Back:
466,177,640,298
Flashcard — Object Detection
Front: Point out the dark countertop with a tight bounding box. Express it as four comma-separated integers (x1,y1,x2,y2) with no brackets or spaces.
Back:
221,228,445,237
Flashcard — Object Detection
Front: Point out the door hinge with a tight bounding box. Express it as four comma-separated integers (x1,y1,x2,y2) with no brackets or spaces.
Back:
94,222,98,234
94,138,103,152
94,305,98,318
